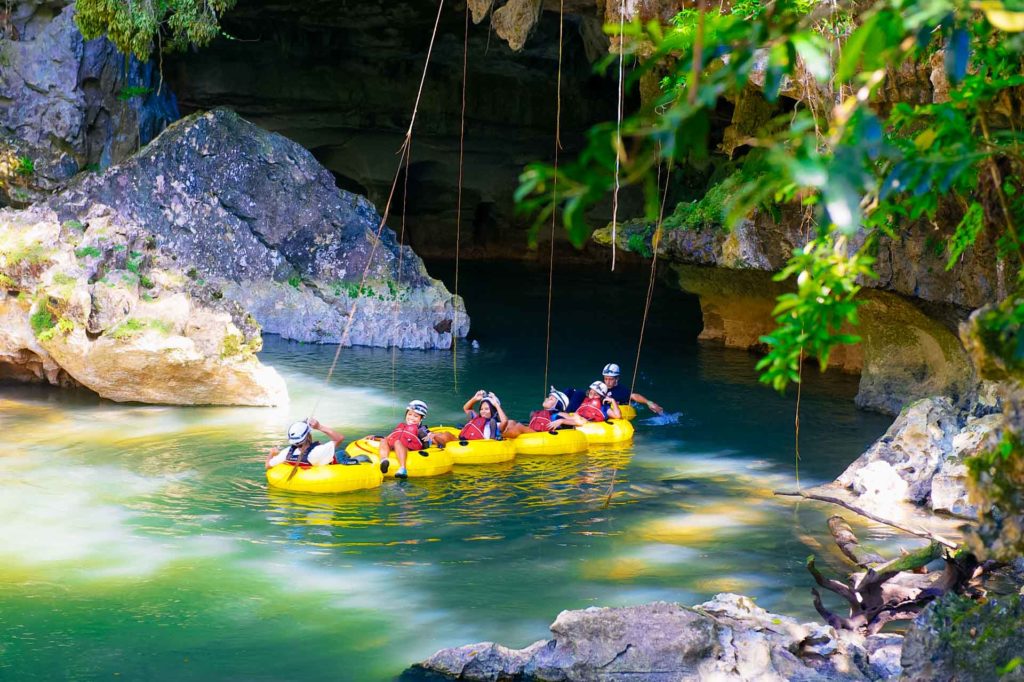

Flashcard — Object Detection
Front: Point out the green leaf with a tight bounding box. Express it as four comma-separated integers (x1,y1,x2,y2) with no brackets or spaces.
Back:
836,14,879,82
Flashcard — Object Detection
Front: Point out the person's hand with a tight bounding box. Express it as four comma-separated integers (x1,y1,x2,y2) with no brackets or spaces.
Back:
649,402,664,415
487,392,501,406
308,417,321,430
474,389,487,400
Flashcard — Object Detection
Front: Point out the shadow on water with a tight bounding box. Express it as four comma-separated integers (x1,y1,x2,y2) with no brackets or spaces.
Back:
0,260,895,680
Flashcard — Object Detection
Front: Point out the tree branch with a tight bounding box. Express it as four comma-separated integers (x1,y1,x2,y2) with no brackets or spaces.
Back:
828,515,885,567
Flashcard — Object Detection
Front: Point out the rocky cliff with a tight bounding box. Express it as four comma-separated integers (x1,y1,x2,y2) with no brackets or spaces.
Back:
49,108,468,349
0,1,177,206
0,205,287,405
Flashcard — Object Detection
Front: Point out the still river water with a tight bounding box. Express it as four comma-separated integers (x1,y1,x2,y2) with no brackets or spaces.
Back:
0,260,899,680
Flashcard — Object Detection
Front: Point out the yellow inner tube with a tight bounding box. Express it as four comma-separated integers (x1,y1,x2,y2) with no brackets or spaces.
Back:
511,428,589,456
575,418,635,445
430,426,516,465
266,461,383,494
345,436,454,478
618,404,637,420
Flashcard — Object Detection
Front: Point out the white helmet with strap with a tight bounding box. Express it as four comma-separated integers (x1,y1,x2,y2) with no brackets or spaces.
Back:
589,381,609,398
602,363,621,377
407,399,429,416
549,386,569,412
287,420,311,444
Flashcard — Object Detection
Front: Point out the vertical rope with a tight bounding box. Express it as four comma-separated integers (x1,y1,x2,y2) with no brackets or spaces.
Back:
453,1,469,393
310,0,445,419
542,0,565,394
630,158,673,397
391,142,412,422
610,0,626,272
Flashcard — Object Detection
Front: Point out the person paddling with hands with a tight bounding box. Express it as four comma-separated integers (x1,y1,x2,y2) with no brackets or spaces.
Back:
460,390,508,440
576,381,621,422
266,418,345,468
600,362,664,415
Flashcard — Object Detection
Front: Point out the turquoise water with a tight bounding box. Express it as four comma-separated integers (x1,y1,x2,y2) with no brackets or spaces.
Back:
0,260,898,680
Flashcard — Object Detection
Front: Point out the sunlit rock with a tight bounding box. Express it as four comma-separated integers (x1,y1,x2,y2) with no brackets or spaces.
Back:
411,593,895,680
0,207,286,405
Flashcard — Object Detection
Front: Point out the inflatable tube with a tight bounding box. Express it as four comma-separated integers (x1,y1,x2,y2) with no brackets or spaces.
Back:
266,461,383,493
576,418,635,445
512,428,589,456
618,404,637,420
345,436,454,478
430,426,515,465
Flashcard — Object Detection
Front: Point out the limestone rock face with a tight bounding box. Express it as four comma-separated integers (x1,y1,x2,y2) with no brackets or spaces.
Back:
49,108,469,348
834,397,1001,518
411,594,897,681
0,1,178,205
0,206,286,406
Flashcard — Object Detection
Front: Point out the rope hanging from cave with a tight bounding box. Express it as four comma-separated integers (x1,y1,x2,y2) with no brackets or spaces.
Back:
610,0,627,273
630,153,672,398
309,0,447,420
452,1,470,392
542,0,565,395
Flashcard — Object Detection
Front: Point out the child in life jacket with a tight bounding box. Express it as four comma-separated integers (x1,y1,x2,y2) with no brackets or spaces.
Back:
459,390,508,440
504,387,586,437
576,381,621,422
266,418,345,468
379,400,455,478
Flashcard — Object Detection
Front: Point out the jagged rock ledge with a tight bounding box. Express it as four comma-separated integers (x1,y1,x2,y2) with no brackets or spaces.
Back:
48,108,469,349
406,594,903,681
0,206,286,405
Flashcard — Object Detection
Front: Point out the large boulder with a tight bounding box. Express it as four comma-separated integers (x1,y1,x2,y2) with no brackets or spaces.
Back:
410,594,897,680
0,1,177,205
0,206,286,406
49,108,468,348
834,397,1001,518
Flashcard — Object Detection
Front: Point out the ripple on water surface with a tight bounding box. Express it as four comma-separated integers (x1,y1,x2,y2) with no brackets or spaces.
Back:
0,261,896,680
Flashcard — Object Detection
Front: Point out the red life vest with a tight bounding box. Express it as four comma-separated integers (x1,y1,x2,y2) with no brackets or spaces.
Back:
528,409,555,432
386,422,424,450
577,397,606,422
459,415,497,440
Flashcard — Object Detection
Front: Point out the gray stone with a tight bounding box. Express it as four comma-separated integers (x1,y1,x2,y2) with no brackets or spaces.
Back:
836,398,960,505
49,108,468,349
412,594,880,681
0,1,177,206
863,634,902,681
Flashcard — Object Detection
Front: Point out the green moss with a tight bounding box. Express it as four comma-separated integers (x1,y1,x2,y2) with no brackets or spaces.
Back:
116,85,153,101
51,272,77,287
75,245,102,259
62,220,86,232
37,316,74,343
29,306,55,336
15,156,34,176
921,594,1024,679
664,156,769,232
0,273,13,289
108,317,172,341
287,274,302,289
220,332,257,360
5,242,50,268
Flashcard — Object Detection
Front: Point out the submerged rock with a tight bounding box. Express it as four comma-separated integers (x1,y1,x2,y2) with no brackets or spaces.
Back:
50,108,468,348
409,594,897,680
0,207,286,406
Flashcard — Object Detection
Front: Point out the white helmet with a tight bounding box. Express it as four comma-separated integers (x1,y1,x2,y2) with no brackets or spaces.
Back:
589,381,609,397
287,420,311,444
549,386,569,411
407,399,429,416
602,363,621,377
